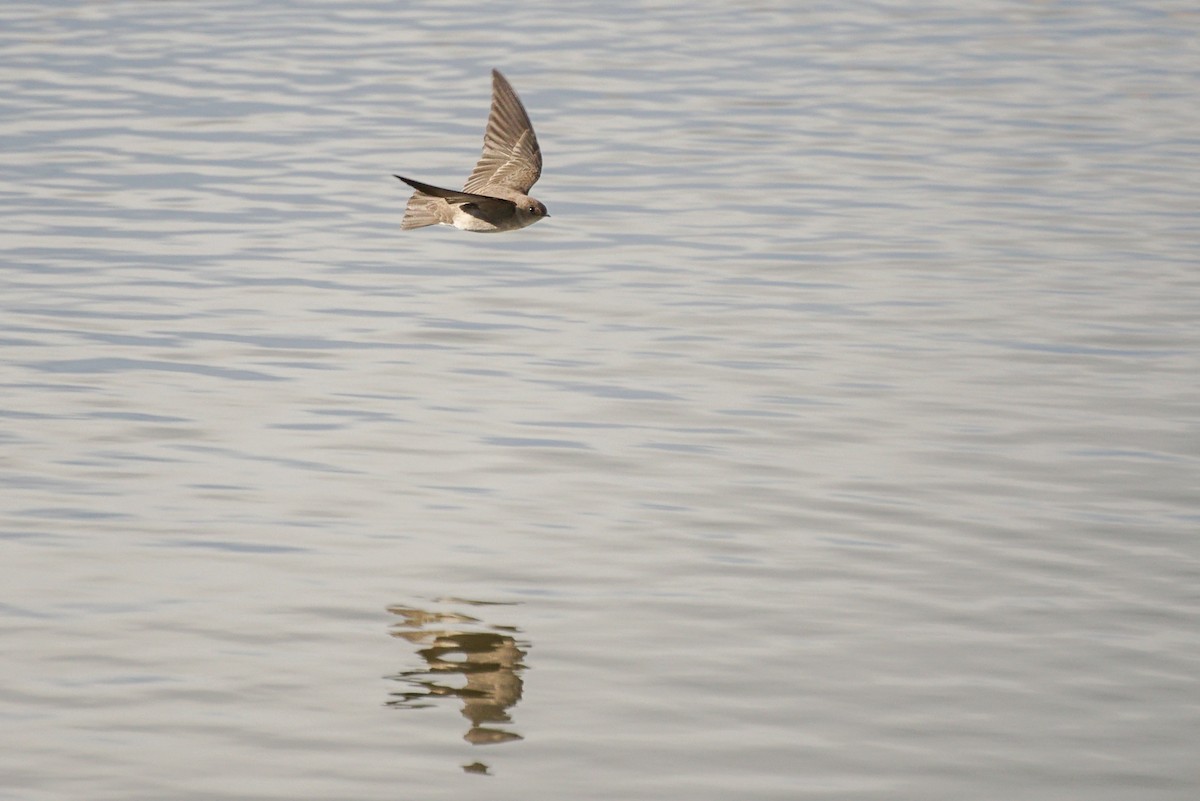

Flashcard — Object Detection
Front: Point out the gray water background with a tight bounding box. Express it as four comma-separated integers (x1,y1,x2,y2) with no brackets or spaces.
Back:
2,2,1199,799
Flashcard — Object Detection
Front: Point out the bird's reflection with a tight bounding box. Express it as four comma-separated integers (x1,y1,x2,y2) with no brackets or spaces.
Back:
385,599,528,773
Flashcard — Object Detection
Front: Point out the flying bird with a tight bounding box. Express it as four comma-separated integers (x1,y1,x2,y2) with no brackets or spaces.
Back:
395,70,549,233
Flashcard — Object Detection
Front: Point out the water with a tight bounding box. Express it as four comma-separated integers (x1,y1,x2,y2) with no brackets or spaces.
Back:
3,2,1199,799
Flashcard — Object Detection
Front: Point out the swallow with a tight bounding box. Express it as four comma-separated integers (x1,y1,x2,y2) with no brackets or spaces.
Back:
395,70,548,233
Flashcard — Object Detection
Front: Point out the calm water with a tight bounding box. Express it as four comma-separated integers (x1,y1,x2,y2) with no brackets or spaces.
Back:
3,2,1199,799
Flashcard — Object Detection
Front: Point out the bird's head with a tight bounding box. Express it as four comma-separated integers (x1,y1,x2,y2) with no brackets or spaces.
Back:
524,199,549,218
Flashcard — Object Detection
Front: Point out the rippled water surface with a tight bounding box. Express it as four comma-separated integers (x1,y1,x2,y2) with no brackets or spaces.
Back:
3,2,1199,799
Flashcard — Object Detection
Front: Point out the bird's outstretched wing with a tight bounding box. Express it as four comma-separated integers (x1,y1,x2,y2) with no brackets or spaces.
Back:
463,70,543,194
395,175,515,207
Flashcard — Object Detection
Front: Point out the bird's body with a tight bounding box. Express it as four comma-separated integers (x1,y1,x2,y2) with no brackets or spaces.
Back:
396,70,548,233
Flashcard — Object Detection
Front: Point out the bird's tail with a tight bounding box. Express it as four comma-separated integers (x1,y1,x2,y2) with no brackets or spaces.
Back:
394,176,450,230
400,190,445,230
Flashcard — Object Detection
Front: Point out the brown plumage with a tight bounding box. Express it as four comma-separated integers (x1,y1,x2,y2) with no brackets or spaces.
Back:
395,70,549,233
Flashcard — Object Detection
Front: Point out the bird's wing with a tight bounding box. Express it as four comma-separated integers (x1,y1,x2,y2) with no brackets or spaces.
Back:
394,175,515,208
463,70,543,194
